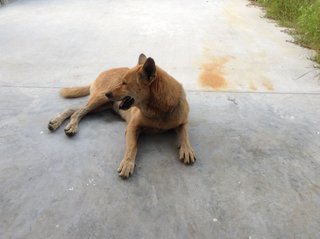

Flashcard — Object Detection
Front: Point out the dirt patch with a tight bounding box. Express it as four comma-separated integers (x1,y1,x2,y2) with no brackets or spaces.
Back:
198,57,230,90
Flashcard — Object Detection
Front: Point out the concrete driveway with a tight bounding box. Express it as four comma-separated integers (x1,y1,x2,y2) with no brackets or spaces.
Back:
1,0,320,238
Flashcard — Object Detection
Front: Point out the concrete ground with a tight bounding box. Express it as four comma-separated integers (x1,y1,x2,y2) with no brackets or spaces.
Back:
1,0,320,238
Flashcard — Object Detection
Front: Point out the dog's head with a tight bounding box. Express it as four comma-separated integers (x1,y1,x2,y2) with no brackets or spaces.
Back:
105,54,157,110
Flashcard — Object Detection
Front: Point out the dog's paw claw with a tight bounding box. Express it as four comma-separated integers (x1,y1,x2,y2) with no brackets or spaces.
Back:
117,159,135,179
179,146,196,165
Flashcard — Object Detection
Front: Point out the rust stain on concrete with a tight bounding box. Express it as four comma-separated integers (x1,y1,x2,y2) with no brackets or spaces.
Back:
199,57,230,90
262,78,274,91
249,81,257,91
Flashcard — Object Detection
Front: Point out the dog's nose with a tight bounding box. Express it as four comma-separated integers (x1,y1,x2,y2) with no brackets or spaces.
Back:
105,92,113,99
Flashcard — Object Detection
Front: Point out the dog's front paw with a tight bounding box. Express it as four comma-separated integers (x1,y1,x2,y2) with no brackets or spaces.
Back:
117,159,135,179
64,123,78,137
48,119,61,131
179,145,196,165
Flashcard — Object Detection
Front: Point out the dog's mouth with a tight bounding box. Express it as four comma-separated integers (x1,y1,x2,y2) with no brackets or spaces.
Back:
119,96,135,110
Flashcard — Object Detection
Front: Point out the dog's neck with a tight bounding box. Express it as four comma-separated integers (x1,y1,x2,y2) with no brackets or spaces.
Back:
139,68,182,119
141,96,181,120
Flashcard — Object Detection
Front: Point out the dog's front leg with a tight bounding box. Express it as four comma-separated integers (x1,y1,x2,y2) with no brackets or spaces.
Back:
118,124,140,178
176,123,196,164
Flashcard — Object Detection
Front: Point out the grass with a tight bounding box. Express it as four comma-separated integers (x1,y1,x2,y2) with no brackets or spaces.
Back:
252,0,320,64
0,0,8,5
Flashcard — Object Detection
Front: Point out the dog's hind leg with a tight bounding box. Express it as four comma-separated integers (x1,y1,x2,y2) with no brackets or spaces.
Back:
48,107,79,132
64,95,110,136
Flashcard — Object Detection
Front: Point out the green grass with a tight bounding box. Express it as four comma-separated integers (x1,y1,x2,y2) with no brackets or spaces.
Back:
252,0,320,64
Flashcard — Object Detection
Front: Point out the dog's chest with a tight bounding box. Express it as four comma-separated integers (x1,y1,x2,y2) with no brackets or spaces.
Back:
141,115,181,133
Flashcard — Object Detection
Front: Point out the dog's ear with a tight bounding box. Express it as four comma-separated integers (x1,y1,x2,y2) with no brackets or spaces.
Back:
140,57,156,84
138,53,147,65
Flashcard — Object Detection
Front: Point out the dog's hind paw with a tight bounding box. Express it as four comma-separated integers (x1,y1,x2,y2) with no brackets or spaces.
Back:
117,159,135,179
64,123,78,137
179,145,196,165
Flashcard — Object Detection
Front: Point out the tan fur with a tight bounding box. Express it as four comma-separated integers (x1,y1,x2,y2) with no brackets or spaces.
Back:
48,54,196,178
60,85,90,98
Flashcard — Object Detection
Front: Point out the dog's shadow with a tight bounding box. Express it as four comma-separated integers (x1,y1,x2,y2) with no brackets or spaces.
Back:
136,130,178,165
72,110,178,148
53,109,178,161
89,110,121,123
94,110,178,154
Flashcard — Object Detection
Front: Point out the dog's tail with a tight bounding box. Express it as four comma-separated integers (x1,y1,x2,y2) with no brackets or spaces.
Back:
60,85,90,98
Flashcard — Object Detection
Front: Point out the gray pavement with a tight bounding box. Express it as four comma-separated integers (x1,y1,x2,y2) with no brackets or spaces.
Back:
1,0,320,238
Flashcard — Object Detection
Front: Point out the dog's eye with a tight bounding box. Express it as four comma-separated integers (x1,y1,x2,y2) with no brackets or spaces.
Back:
122,82,127,85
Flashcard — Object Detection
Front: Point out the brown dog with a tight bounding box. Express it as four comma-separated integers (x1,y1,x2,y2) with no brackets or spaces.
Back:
48,54,196,178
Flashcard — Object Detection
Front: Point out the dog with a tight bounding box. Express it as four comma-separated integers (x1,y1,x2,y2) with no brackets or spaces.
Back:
48,54,196,178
